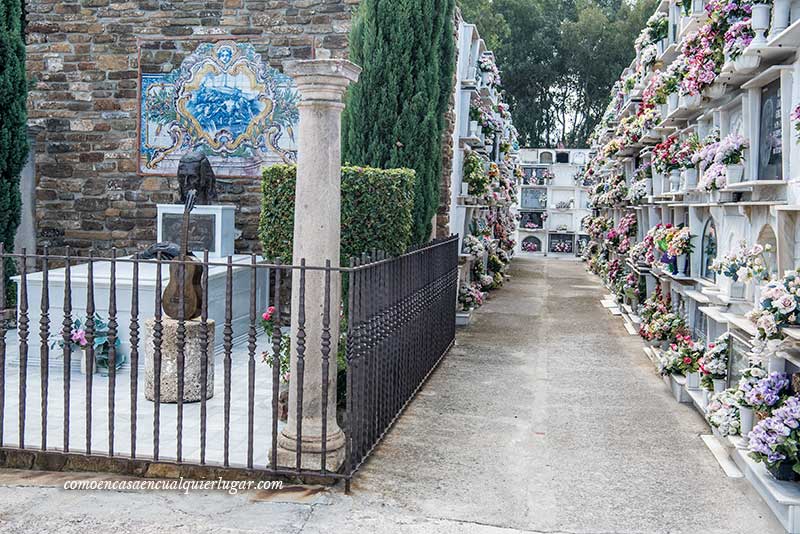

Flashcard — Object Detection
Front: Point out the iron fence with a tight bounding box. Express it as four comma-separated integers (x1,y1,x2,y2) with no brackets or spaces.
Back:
0,236,458,488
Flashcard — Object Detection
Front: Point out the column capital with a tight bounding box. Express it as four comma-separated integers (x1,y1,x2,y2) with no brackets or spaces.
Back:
283,59,362,103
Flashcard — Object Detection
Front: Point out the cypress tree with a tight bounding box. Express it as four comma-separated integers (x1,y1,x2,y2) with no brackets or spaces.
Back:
342,0,456,244
0,0,27,305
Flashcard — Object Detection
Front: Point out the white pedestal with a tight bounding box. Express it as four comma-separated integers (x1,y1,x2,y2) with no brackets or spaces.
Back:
157,204,236,259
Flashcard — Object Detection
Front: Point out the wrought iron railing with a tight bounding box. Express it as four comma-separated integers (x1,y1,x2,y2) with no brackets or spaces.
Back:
0,236,458,488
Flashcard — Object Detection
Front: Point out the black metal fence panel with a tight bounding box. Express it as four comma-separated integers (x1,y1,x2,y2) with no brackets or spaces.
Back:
0,236,458,486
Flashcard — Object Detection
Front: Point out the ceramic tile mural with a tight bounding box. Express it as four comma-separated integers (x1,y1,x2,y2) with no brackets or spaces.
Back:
139,40,299,177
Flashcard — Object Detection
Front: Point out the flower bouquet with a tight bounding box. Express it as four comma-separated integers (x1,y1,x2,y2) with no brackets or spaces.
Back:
706,389,741,437
552,241,573,254
747,269,800,340
749,396,800,480
522,240,539,253
458,283,485,311
462,234,486,258
711,241,772,283
51,314,125,373
478,55,501,88
700,332,729,391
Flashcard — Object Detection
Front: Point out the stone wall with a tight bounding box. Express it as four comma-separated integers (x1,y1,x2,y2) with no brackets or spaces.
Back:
25,0,357,256
435,9,461,239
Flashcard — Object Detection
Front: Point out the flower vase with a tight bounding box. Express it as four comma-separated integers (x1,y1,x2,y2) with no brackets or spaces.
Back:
686,371,700,390
768,461,797,481
730,280,747,300
684,93,702,110
80,348,96,375
773,0,791,37
469,120,479,138
754,283,765,308
669,169,681,192
751,4,771,44
681,253,690,277
668,93,679,114
740,406,755,435
703,83,727,100
726,164,744,185
682,168,698,190
663,253,678,275
712,378,727,395
733,54,761,73
709,189,720,204
461,182,470,196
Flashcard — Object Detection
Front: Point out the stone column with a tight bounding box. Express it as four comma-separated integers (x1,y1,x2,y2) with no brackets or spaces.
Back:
276,59,361,471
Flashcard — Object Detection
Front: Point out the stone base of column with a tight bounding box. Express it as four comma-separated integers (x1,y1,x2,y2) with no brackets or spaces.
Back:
273,428,346,472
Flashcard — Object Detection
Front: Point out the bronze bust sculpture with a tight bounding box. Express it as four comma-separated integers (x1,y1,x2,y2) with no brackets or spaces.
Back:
177,152,217,205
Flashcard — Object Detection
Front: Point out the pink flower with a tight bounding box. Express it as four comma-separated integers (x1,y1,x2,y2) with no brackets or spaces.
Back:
71,328,88,347
262,306,276,322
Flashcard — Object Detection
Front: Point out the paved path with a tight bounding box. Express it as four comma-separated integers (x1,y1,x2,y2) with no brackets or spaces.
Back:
0,257,783,533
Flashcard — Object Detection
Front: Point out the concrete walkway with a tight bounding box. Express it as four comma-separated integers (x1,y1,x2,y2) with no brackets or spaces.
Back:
0,257,783,533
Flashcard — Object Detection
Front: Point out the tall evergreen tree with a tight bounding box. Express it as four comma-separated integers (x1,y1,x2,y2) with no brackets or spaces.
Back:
0,0,27,304
342,0,456,244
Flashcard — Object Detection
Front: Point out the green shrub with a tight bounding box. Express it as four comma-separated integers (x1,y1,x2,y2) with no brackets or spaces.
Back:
259,164,416,264
0,0,27,307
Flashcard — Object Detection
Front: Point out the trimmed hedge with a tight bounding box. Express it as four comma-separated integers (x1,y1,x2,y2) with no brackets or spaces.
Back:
259,164,416,264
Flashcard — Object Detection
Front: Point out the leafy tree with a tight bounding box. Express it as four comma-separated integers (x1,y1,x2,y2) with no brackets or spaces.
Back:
342,0,456,244
0,0,27,305
457,0,655,147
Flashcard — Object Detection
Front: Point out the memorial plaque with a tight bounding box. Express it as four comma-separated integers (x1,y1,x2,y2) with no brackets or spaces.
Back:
758,78,782,181
521,188,546,210
162,213,217,253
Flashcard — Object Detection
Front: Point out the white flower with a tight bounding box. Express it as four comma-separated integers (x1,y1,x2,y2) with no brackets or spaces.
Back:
774,295,798,315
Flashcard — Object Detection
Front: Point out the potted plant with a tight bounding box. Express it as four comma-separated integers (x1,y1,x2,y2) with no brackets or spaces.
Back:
700,333,729,393
715,133,749,185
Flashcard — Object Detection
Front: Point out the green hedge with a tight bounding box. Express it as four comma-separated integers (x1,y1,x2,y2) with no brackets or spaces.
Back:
259,164,416,264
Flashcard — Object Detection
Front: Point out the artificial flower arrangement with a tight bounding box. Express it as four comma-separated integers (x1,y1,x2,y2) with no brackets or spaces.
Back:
552,241,573,254
746,269,800,340
522,239,539,253
478,55,501,87
793,104,800,140
705,389,741,437
626,177,649,206
711,241,773,282
605,213,637,254
51,313,125,372
700,332,729,390
674,134,701,169
666,226,694,258
680,25,723,97
463,149,490,196
261,306,291,383
646,11,669,44
462,234,486,259
641,308,688,343
724,18,754,61
698,162,727,191
749,395,800,480
658,333,702,375
714,133,749,165
623,271,640,300
652,135,683,173
458,283,485,311
582,215,613,241
742,372,791,414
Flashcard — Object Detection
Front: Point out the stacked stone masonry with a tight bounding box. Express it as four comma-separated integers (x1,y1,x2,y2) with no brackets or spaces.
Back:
25,0,358,256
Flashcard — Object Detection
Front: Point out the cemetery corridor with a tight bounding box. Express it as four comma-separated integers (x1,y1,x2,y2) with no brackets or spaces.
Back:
0,256,783,533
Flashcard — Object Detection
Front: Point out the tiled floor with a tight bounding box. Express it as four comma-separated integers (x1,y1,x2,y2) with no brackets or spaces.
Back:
0,336,282,468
